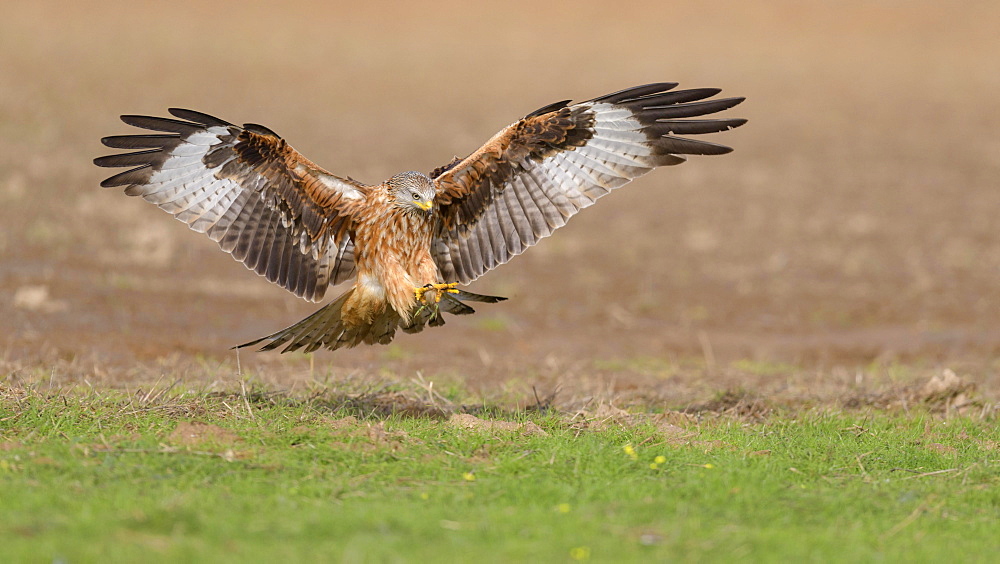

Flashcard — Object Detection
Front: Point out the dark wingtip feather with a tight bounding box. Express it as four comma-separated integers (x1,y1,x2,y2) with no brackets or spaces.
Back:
100,134,180,149
120,114,202,134
591,82,680,104
640,97,746,120
631,87,723,108
93,149,161,168
168,108,233,127
98,165,152,187
648,118,748,135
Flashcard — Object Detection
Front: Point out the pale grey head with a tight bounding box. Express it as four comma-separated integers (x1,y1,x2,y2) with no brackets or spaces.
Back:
387,171,436,214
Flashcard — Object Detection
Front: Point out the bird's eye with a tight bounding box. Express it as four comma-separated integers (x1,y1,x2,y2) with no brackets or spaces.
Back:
411,192,420,200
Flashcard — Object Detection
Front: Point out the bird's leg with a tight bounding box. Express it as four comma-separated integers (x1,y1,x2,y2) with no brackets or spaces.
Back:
411,302,430,321
414,282,460,304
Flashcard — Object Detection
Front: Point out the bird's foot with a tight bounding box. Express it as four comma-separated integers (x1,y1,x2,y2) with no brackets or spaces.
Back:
414,282,460,304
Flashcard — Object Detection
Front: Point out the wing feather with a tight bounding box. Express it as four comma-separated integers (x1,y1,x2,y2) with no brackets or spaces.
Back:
269,222,291,284
498,183,530,254
248,205,279,272
95,109,368,301
506,175,544,247
430,83,745,283
229,193,267,263
522,169,566,231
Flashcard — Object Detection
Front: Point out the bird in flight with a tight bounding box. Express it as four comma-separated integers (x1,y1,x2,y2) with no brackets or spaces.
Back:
95,83,745,353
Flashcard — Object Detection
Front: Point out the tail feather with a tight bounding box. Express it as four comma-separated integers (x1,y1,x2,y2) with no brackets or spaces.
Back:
235,289,360,353
440,293,476,315
454,289,507,303
364,308,398,345
236,287,508,353
288,304,340,352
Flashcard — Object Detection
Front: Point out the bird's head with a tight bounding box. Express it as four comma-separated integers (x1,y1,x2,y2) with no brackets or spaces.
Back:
388,171,436,215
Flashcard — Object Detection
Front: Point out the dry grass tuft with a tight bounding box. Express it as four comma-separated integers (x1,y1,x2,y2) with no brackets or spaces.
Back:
843,369,996,419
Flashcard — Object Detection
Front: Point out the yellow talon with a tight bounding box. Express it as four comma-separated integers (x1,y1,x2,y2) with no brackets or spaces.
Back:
415,282,459,304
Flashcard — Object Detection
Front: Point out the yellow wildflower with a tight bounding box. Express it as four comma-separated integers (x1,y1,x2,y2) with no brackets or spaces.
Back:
623,443,638,461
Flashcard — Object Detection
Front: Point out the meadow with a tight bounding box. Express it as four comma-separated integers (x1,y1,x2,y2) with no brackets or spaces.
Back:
3,379,997,562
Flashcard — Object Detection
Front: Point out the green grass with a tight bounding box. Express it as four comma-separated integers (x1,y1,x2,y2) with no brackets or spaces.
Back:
1,386,998,562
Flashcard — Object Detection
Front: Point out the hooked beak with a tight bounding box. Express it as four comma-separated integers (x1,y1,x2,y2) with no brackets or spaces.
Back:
415,199,434,212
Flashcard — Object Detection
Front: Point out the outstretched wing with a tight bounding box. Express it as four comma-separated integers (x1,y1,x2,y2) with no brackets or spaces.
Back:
431,83,746,283
95,109,367,302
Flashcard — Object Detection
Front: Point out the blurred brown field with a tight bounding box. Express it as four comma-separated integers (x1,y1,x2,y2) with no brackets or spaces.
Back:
1,0,998,405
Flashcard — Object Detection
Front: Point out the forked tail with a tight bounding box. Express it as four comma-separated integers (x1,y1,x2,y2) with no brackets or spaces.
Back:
236,288,506,353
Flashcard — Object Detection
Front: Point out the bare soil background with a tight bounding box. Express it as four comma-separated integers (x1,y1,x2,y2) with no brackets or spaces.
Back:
1,1,998,408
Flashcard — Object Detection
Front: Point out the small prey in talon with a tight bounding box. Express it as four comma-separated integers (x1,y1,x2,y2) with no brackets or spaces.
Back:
94,82,745,353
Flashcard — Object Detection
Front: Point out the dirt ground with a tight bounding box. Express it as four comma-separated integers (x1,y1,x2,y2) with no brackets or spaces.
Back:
1,1,998,408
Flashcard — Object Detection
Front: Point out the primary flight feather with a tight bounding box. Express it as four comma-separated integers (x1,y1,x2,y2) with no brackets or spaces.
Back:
94,82,746,352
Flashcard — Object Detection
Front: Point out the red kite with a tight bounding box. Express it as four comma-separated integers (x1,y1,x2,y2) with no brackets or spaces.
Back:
95,83,745,352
